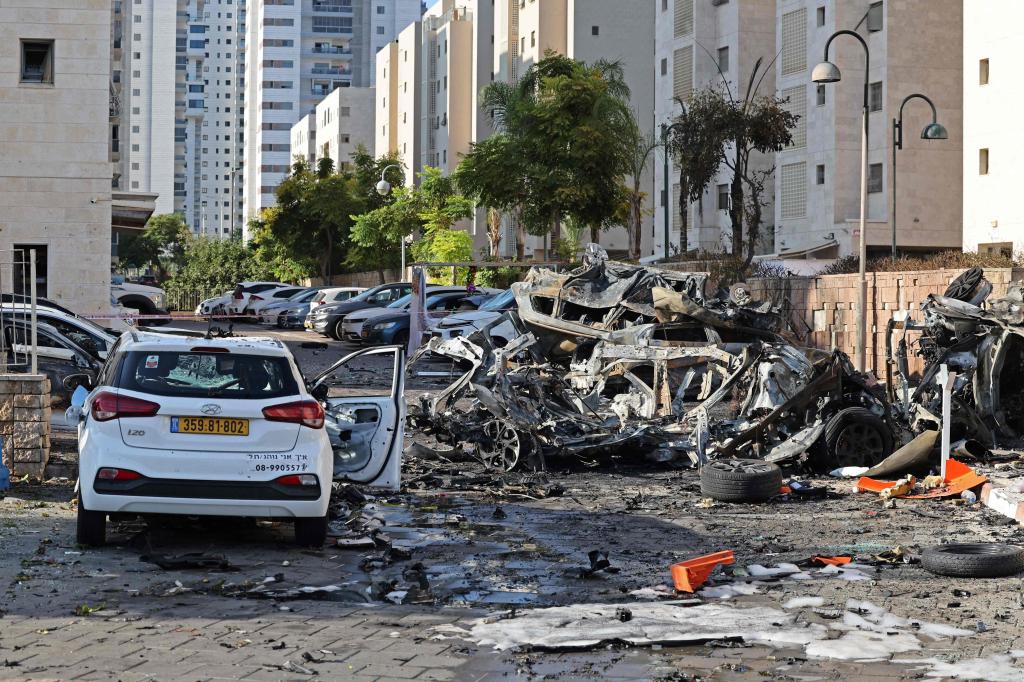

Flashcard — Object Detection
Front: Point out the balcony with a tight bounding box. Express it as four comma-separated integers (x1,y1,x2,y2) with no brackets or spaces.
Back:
311,44,351,55
311,1,352,12
310,66,349,76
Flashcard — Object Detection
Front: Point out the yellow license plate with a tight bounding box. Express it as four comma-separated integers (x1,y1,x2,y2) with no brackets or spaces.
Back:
172,416,249,436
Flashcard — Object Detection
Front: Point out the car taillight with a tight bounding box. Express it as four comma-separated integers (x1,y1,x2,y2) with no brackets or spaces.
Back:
275,474,318,487
97,467,143,481
91,392,161,421
233,292,244,299
262,400,325,429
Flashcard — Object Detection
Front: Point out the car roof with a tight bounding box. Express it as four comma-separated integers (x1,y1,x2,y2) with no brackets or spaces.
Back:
323,286,364,293
120,330,290,356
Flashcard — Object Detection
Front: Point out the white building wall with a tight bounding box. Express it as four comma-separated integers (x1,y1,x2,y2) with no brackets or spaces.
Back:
963,0,1019,255
291,113,317,165
314,86,375,168
0,0,113,314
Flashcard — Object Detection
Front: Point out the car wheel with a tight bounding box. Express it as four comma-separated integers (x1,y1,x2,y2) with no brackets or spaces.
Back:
392,330,409,347
816,407,893,471
922,543,1024,578
294,515,328,547
699,458,783,503
478,420,522,472
77,501,107,546
331,319,345,341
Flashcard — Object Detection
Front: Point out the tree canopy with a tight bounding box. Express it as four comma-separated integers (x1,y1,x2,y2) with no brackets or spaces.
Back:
118,213,191,279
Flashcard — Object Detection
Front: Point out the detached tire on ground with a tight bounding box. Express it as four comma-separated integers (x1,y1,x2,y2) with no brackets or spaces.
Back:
700,459,783,503
922,543,1024,578
294,515,328,547
817,407,893,470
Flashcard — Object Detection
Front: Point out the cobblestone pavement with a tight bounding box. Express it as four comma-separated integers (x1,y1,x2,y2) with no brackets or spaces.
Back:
3,323,1024,681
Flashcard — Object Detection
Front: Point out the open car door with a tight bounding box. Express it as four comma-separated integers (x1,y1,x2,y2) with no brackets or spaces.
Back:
308,346,405,491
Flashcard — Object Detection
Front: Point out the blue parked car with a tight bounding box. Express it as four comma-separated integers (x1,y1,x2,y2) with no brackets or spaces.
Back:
345,289,498,346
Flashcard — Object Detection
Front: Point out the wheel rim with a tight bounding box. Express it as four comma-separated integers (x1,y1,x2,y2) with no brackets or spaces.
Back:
944,267,983,301
478,421,521,472
834,423,886,467
707,458,775,475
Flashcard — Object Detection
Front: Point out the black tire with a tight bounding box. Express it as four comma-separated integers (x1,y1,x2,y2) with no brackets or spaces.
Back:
922,543,1024,578
816,407,893,470
330,319,345,341
295,515,328,547
77,502,106,547
700,458,783,502
944,267,985,302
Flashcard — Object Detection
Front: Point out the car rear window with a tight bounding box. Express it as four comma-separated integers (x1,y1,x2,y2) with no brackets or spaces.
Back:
117,351,299,399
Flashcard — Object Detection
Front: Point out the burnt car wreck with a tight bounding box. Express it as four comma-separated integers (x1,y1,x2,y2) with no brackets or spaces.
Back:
410,249,896,472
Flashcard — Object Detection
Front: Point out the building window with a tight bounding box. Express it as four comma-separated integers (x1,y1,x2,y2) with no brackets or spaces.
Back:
716,184,729,211
868,163,883,193
530,30,535,47
20,40,54,84
816,84,825,106
673,46,693,99
980,58,989,85
869,81,883,112
376,5,385,13
717,46,729,72
781,86,806,148
867,1,883,32
661,58,667,76
816,164,825,185
662,0,667,11
781,9,807,75
376,26,385,35
816,6,825,27
674,0,694,38
979,148,989,175
979,242,1013,258
780,162,807,219
591,26,599,36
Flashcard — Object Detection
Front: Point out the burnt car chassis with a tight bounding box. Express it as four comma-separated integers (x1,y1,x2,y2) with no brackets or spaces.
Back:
410,255,896,473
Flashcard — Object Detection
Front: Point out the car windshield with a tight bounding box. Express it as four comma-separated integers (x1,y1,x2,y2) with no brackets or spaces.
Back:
289,289,317,303
386,293,414,309
479,289,514,312
117,351,299,399
350,288,383,303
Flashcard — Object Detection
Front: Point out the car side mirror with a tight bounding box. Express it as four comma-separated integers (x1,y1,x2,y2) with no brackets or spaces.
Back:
309,382,329,402
64,374,93,393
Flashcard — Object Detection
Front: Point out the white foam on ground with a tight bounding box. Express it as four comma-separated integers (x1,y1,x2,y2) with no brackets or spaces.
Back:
806,630,922,660
700,583,760,599
747,563,803,577
783,596,825,609
898,655,1024,681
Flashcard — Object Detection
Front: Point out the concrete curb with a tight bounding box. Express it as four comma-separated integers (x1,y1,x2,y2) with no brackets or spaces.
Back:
980,479,1024,523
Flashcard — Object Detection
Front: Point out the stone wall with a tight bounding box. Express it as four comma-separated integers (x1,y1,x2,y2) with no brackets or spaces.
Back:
0,375,51,480
745,267,1024,377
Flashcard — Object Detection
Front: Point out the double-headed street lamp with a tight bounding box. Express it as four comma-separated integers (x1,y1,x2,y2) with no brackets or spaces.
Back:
375,164,411,273
891,94,947,260
812,30,870,373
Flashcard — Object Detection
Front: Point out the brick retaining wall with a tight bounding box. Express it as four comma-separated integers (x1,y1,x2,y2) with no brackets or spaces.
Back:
0,374,51,479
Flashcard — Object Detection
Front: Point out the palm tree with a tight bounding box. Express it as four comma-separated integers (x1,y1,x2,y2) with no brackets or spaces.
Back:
622,114,660,259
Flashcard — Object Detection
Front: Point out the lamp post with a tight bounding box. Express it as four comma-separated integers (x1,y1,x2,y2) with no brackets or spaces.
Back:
891,94,947,261
661,122,671,261
813,30,870,373
375,164,407,273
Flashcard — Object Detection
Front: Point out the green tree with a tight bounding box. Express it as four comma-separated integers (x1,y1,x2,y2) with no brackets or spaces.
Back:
165,235,271,304
118,213,190,280
621,115,660,259
458,52,633,258
248,207,318,282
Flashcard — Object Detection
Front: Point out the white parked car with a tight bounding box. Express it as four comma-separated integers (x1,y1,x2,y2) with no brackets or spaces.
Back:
72,330,406,547
194,282,287,317
429,289,517,347
1,302,119,361
246,285,309,319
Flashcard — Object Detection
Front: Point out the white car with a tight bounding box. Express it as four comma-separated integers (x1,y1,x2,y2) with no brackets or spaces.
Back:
1,302,119,361
429,289,517,347
72,330,406,547
246,285,309,319
194,282,287,317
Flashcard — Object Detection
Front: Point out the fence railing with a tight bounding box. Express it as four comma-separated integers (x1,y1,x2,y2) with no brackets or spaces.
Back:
167,289,222,313
0,248,39,374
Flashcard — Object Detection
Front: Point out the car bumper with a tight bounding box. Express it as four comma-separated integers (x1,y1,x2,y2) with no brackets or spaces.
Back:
363,328,402,344
309,318,332,334
279,313,305,328
342,325,364,342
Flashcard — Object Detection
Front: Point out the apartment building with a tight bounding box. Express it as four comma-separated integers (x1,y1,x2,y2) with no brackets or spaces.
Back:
773,0,961,260
291,113,317,164
117,0,246,238
492,0,656,258
243,0,420,236
0,1,113,314
374,20,422,187
963,0,1022,256
315,87,376,168
654,0,777,257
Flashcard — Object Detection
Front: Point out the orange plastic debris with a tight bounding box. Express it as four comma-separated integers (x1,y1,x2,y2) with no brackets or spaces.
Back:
813,555,852,566
855,459,987,500
670,550,735,593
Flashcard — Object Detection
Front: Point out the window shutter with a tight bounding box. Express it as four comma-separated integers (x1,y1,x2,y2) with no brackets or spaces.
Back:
781,85,806,149
780,162,807,220
673,46,693,100
781,9,807,75
674,0,694,38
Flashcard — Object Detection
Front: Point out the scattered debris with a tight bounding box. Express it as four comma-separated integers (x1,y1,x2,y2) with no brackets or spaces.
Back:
921,543,1024,578
140,553,237,572
670,550,735,593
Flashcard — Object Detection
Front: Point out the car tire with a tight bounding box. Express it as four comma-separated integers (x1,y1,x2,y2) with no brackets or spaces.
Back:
699,458,783,503
77,502,107,547
294,515,328,547
331,319,345,341
815,407,893,471
922,543,1024,578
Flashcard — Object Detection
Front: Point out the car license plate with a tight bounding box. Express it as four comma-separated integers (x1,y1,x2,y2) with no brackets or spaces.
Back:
171,416,249,436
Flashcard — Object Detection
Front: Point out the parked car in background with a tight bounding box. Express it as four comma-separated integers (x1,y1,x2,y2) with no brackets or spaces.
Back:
430,289,518,347
0,303,119,361
130,275,160,287
257,287,321,325
341,288,496,345
306,283,411,340
273,287,364,329
71,330,405,547
2,319,101,405
245,286,309,320
112,275,168,325
194,282,286,317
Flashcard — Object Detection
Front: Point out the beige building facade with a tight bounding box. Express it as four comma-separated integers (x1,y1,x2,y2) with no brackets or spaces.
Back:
773,0,962,260
375,21,422,187
291,113,317,166
0,0,113,315
314,86,376,170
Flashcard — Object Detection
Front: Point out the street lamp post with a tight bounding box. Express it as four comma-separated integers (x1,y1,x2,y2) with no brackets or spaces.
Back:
661,123,671,261
375,164,407,273
891,94,948,261
813,30,870,373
